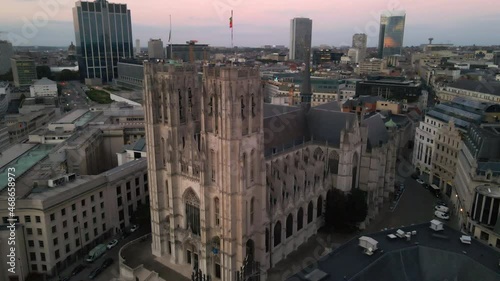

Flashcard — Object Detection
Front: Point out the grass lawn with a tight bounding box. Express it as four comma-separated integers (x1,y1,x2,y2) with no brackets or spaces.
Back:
86,89,113,104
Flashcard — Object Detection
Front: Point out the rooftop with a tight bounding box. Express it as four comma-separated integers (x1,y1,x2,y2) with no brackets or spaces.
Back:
288,223,500,281
476,185,500,198
448,80,500,96
124,138,146,152
0,144,55,192
32,77,56,86
54,109,89,124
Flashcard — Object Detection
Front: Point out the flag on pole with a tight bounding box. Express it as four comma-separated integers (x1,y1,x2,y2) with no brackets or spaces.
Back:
229,12,233,28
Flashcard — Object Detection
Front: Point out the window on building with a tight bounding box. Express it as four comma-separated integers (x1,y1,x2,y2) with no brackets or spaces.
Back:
100,202,104,209
185,191,201,235
297,208,304,230
250,197,255,225
50,213,55,221
55,250,60,259
53,238,58,246
72,204,76,211
40,253,46,261
52,226,57,233
126,181,131,190
28,240,34,247
65,244,70,253
27,228,33,235
307,201,314,224
39,240,44,248
286,214,293,238
91,195,95,202
273,221,282,247
94,228,98,236
214,197,220,226
99,191,103,198
83,211,87,218
24,215,31,223
116,186,121,195
127,192,131,201
64,232,68,240
37,228,42,235
36,216,41,223
117,197,122,207
31,264,37,271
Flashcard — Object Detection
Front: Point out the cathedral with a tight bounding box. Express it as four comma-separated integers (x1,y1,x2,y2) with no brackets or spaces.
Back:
143,60,397,280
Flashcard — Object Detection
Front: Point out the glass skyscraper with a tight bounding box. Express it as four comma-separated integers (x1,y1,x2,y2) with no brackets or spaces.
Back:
73,0,133,83
289,18,313,62
378,11,406,58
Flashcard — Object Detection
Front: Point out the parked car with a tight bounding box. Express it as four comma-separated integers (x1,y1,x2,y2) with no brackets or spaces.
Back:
411,173,419,179
88,267,103,280
101,258,114,269
416,179,425,185
130,224,139,232
435,210,450,220
435,205,450,213
107,239,119,249
71,264,86,276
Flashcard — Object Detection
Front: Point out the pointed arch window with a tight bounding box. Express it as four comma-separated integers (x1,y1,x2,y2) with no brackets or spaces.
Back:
184,190,200,235
251,94,256,117
241,95,245,119
250,197,255,225
211,150,216,182
250,150,255,182
214,197,220,226
208,95,214,116
273,221,282,247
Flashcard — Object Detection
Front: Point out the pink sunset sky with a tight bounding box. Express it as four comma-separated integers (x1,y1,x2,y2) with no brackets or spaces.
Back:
1,0,499,47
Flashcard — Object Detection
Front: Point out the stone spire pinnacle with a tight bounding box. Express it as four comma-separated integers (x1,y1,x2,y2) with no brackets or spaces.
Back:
300,45,312,111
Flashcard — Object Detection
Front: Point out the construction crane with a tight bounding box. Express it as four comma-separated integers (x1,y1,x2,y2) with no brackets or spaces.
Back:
186,40,198,63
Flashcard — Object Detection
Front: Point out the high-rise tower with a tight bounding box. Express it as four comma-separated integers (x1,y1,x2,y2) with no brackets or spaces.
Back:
377,11,406,58
289,18,312,62
73,0,134,83
144,62,268,280
352,33,367,62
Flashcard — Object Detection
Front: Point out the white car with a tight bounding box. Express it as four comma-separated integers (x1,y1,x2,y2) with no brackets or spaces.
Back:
435,210,449,220
130,225,139,232
107,239,118,249
435,205,449,213
416,179,425,185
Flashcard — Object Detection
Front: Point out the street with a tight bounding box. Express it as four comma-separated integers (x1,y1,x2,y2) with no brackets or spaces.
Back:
59,81,94,111
51,226,151,281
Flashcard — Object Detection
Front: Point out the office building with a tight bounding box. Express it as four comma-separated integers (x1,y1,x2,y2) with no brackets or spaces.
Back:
0,40,13,75
148,39,164,59
454,124,500,248
352,34,367,62
356,76,421,102
11,56,37,87
116,60,144,89
73,0,134,84
29,78,58,98
0,81,10,119
348,48,360,64
289,17,312,62
312,49,343,65
136,39,141,55
133,62,397,281
0,146,148,276
413,97,500,193
436,80,500,104
166,43,209,62
378,11,406,58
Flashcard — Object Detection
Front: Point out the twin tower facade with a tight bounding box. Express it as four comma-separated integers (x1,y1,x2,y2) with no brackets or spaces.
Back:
143,63,268,280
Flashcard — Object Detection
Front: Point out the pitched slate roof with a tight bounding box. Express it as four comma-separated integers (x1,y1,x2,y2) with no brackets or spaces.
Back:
361,114,389,147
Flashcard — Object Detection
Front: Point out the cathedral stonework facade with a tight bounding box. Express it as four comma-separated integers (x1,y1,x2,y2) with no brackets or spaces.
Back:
143,62,397,280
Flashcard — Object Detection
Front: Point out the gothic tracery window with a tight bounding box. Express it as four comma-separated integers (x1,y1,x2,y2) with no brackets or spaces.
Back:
184,190,200,235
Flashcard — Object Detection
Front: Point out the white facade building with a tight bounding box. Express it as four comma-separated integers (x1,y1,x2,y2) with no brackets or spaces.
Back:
30,78,58,98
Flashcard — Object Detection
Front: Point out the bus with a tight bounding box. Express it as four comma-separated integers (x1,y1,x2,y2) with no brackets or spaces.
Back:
86,244,107,262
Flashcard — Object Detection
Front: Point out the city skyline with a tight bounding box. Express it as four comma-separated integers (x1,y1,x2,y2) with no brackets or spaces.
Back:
1,0,499,47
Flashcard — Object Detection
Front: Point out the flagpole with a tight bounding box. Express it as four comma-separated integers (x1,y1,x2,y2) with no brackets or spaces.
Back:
169,15,172,60
231,10,233,48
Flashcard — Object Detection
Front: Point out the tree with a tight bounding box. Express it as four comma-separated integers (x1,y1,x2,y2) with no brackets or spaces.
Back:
36,65,53,80
324,188,349,230
346,189,368,224
55,70,80,81
131,203,151,226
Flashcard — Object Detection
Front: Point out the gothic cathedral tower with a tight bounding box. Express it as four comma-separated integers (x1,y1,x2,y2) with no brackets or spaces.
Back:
201,66,269,279
144,62,269,280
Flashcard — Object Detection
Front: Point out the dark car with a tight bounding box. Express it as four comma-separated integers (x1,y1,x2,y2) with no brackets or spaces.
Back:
101,258,114,269
411,173,419,179
88,267,103,280
71,264,86,276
